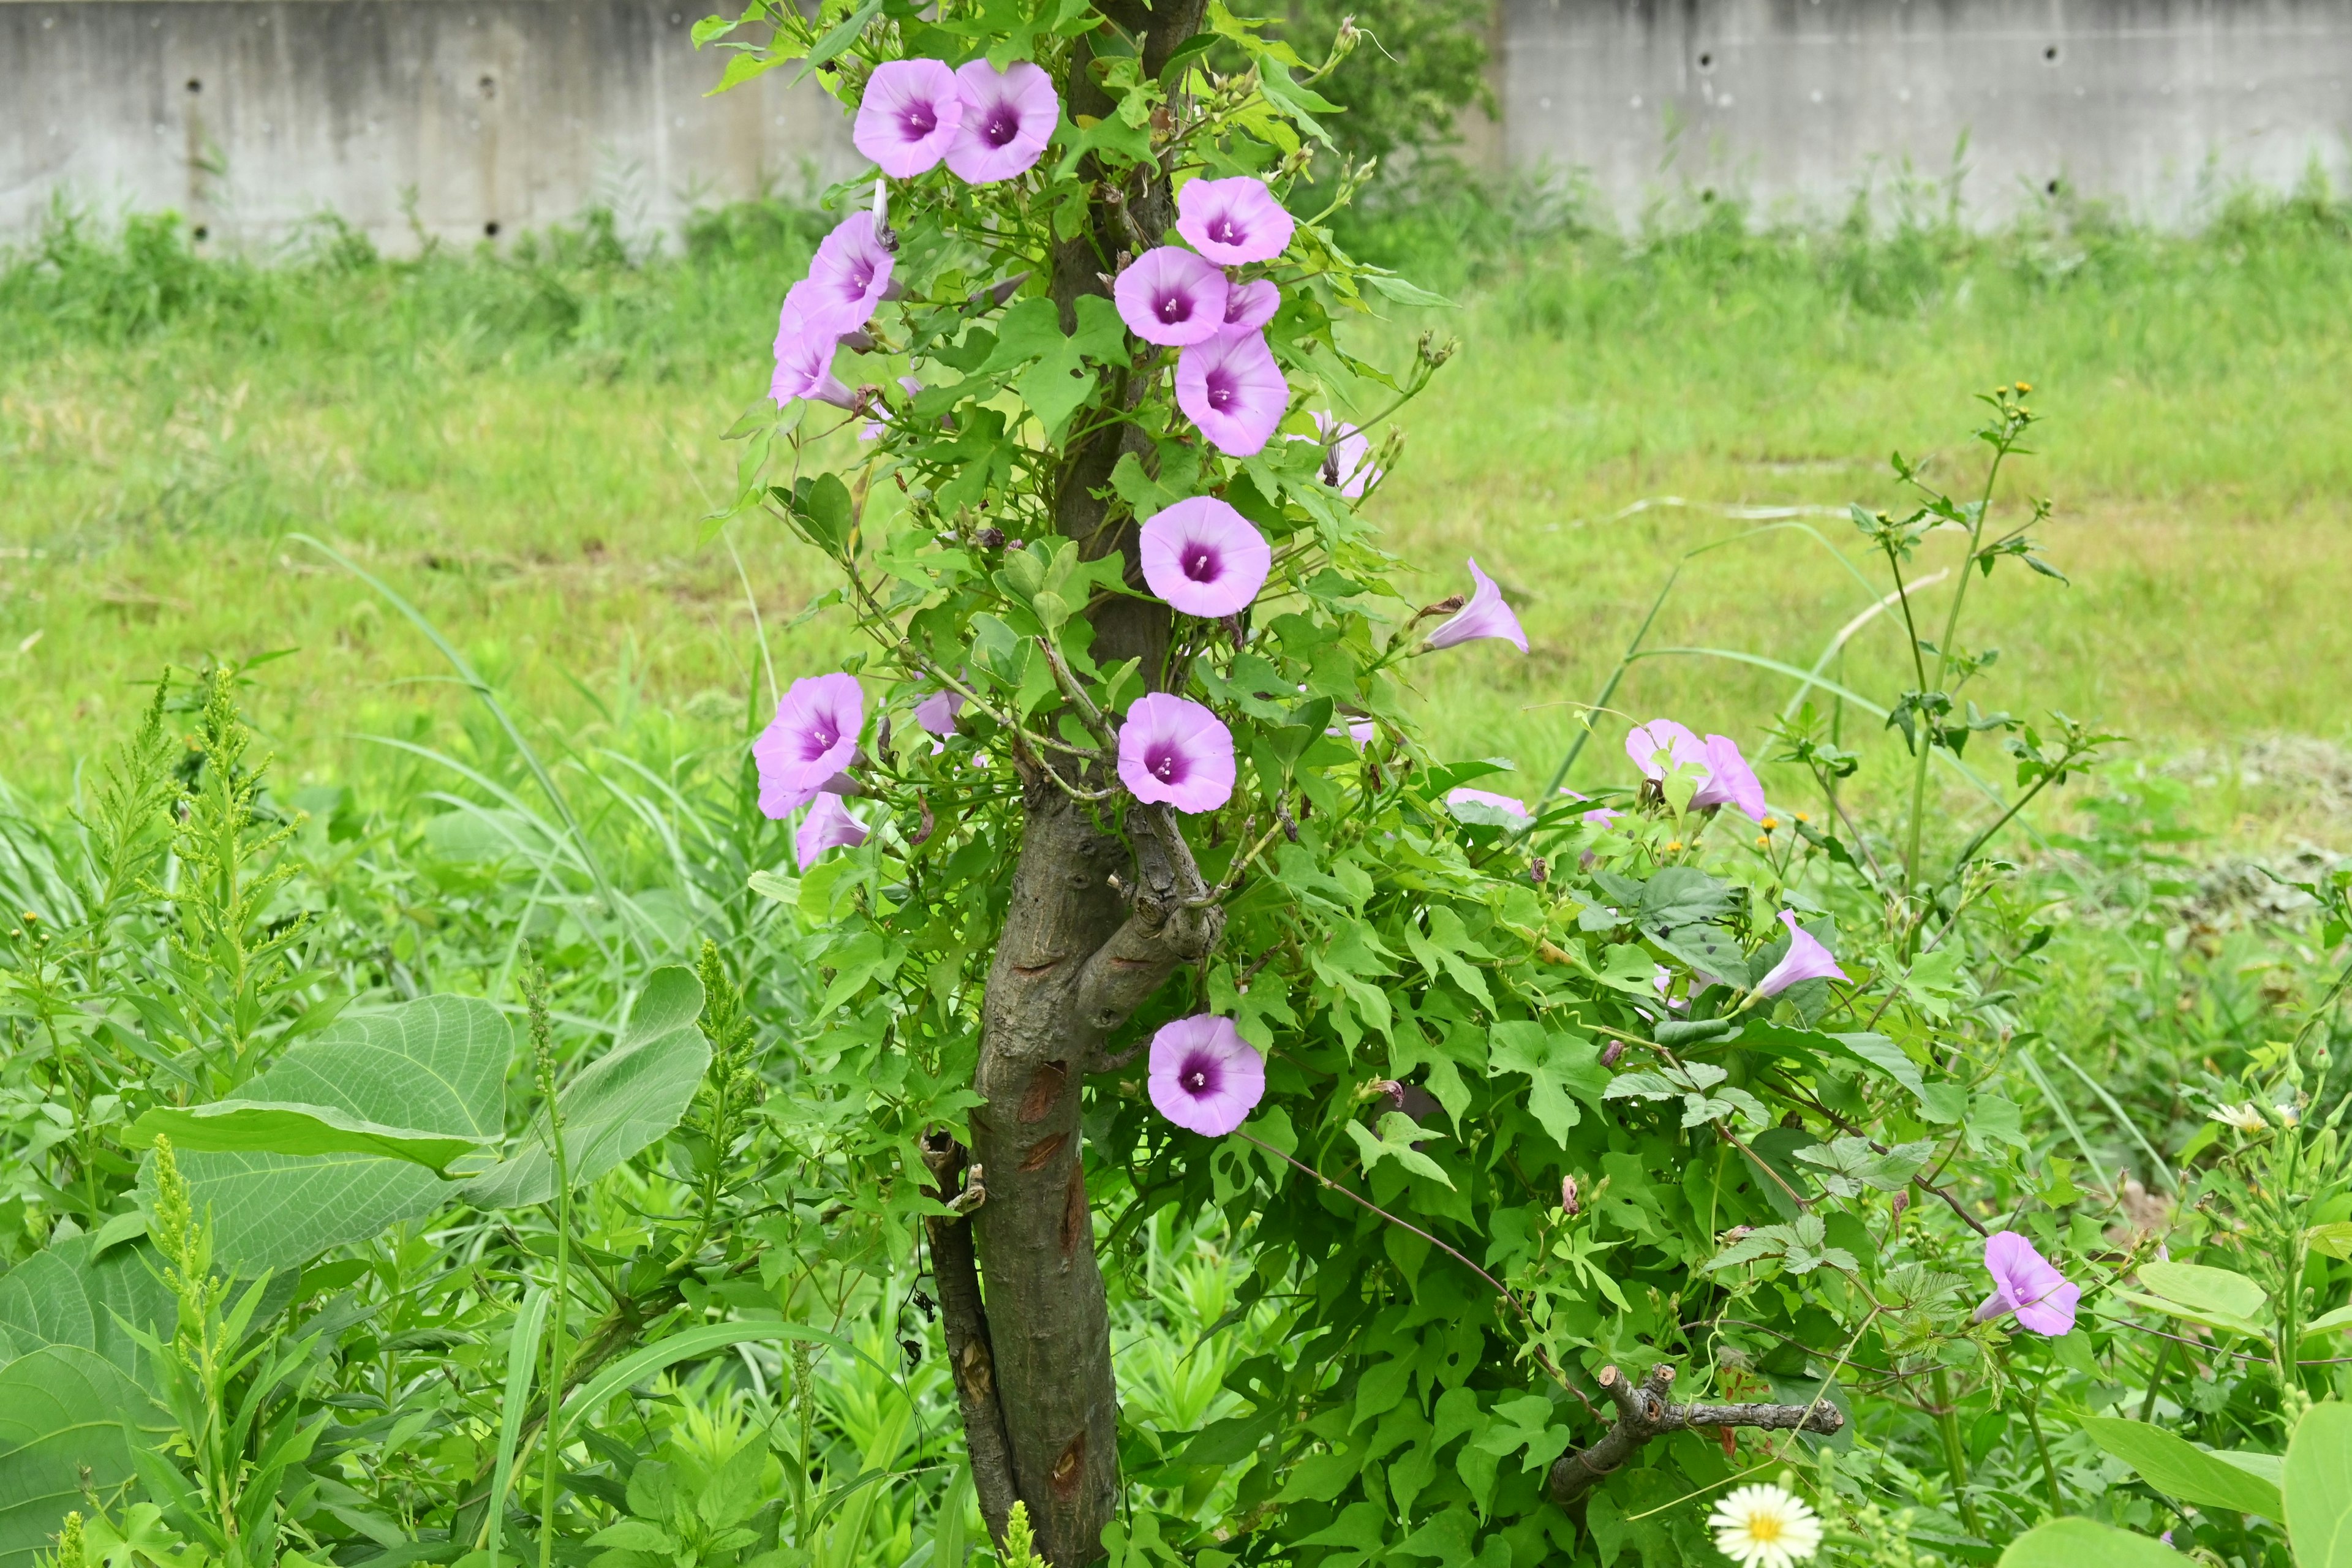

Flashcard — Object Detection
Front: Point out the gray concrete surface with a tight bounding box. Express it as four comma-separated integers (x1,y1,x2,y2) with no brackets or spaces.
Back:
1,1,862,252
4,0,2351,250
1506,0,2352,227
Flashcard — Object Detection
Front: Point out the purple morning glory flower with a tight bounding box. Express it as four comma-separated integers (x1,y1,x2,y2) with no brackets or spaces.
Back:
1312,410,1381,499
1332,718,1378,747
1425,559,1528,651
1114,246,1231,347
854,59,965,178
1116,693,1235,813
1754,911,1849,998
860,376,924,442
1147,1014,1265,1136
1139,497,1272,617
794,793,869,869
797,211,895,336
1975,1231,2080,1336
1175,329,1287,456
1626,720,1768,823
754,672,864,817
912,687,965,737
1221,277,1280,334
1697,734,1768,822
1175,176,1296,266
1627,718,1708,782
944,60,1059,184
1561,788,1623,826
771,302,854,410
1447,787,1529,819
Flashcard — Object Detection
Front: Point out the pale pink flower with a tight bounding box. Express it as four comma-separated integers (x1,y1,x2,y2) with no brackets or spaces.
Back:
1116,693,1235,813
1147,1015,1265,1135
944,60,1059,184
754,673,864,816
853,59,965,178
797,211,895,336
1139,497,1271,617
1625,720,1767,823
1220,277,1280,334
1976,1231,2079,1336
1175,176,1295,265
1311,410,1381,499
794,793,868,868
1425,559,1527,652
1447,787,1529,819
912,687,965,737
770,300,854,410
1753,911,1848,998
1114,246,1231,347
1698,733,1768,823
1175,329,1287,456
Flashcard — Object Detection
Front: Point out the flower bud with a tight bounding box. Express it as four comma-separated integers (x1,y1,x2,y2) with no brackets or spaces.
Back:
1890,1188,1911,1220
1330,17,1361,64
1417,330,1458,369
1528,856,1548,886
974,525,1007,551
1560,1175,1580,1217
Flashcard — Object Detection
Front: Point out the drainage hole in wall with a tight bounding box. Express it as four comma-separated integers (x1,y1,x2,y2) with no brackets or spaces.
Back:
2044,45,2059,62
484,221,502,237
186,77,202,92
1700,188,1716,203
2045,179,2060,195
1697,51,1712,70
192,225,209,241
479,74,496,98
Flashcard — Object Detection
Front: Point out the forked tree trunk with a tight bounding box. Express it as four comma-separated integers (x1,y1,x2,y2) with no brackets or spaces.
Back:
928,6,1214,1562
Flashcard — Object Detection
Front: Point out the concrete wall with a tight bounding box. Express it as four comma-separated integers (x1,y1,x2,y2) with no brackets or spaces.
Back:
4,0,2351,250
1,0,862,253
1505,0,2352,227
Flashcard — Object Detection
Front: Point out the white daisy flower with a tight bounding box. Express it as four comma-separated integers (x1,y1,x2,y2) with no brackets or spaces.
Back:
2210,1102,2267,1133
1708,1483,1823,1568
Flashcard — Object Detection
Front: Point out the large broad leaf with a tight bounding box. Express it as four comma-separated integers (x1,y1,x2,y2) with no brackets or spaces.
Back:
2286,1401,2352,1568
2113,1261,2273,1338
466,968,708,1212
0,1346,145,1568
160,994,512,1273
2077,1416,2283,1515
0,1235,176,1381
130,1102,489,1176
1999,1518,2182,1568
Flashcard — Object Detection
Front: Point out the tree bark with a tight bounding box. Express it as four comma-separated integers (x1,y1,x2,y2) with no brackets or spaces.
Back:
1544,1364,1847,1507
948,8,1219,1561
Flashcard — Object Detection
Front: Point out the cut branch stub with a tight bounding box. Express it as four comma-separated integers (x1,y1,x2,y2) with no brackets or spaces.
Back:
1544,1363,1846,1507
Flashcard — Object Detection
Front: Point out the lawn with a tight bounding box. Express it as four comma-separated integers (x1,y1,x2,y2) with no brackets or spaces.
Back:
6,190,2351,832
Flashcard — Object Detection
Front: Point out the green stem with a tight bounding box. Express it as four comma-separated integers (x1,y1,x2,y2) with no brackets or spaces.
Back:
2021,1388,2063,1510
1901,450,2007,917
1931,1368,1982,1536
2138,1337,2174,1422
539,1128,572,1568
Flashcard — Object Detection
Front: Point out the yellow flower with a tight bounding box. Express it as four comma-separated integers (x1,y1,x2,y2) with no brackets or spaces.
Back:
1709,1483,1822,1568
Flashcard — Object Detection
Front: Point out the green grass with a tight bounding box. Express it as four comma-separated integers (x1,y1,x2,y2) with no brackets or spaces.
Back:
6,186,2351,829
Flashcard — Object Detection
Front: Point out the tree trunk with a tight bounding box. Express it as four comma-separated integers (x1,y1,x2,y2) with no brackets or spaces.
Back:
940,6,1215,1561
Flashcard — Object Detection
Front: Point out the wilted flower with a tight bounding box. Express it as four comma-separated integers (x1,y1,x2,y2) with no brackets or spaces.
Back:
1116,694,1236,813
1114,246,1231,347
2211,1102,2267,1133
944,60,1058,184
770,303,854,410
797,211,895,336
1139,497,1271,617
1560,1174,1580,1216
1754,911,1848,998
794,793,868,868
1221,277,1280,334
755,673,864,816
1446,787,1529,819
1425,559,1528,652
1175,329,1287,456
1708,1483,1823,1568
1977,1231,2079,1336
1175,176,1296,265
853,59,965,178
912,687,965,738
1147,1014,1266,1136
1600,1039,1626,1067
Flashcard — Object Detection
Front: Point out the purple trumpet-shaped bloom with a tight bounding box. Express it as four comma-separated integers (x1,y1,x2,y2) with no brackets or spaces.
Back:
1625,719,1767,823
1175,176,1296,266
854,59,965,178
912,687,965,737
1139,497,1272,617
1175,329,1287,456
1332,718,1379,747
1626,717,1709,782
1561,788,1623,826
1697,733,1768,822
1754,911,1849,998
1117,693,1235,813
1312,410,1381,499
754,672,864,817
861,375,924,442
1147,1014,1265,1136
794,793,869,869
1114,246,1231,347
1447,787,1529,819
945,60,1059,184
1975,1231,2079,1336
798,211,895,336
771,302,854,410
1426,559,1528,652
1221,277,1280,334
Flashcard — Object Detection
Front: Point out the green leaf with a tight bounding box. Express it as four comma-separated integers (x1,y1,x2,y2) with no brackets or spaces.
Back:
555,1321,859,1440
0,1235,176,1381
1998,1517,2180,1568
1489,1022,1607,1149
2130,1261,2274,1335
1636,866,1736,928
2308,1222,2352,1261
129,1102,488,1177
1364,274,1455,309
0,1346,143,1568
466,968,709,1210
162,994,513,1272
2077,1416,2283,1515
2286,1401,2352,1568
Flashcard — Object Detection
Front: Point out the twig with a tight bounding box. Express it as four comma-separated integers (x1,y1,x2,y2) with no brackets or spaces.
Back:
1544,1364,1844,1507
